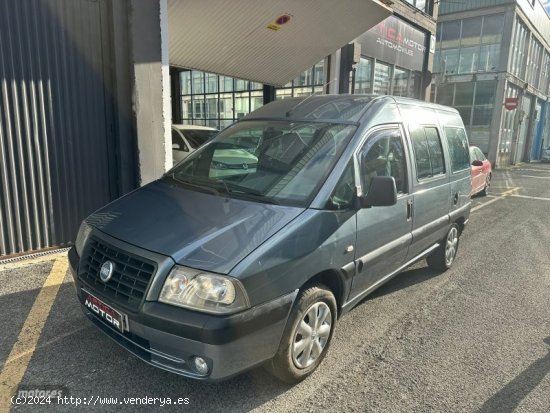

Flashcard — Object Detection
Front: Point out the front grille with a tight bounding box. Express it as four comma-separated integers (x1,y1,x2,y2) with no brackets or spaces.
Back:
78,238,156,310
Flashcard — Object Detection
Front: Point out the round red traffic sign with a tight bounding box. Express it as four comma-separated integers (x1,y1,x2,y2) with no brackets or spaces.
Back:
275,14,291,25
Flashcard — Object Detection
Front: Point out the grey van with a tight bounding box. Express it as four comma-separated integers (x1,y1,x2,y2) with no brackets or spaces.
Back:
69,95,471,383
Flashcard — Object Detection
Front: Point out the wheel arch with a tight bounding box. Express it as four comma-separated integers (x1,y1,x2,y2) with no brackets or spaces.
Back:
301,269,347,318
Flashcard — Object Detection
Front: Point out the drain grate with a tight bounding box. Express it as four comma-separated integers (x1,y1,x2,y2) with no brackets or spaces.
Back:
0,247,71,265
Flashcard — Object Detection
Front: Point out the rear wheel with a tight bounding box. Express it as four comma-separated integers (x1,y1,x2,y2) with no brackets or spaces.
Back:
266,284,336,383
427,223,460,271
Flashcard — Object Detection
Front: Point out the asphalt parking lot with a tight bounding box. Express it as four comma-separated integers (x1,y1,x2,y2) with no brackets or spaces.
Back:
1,163,550,412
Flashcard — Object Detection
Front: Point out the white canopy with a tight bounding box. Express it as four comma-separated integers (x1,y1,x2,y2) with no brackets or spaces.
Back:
167,0,392,86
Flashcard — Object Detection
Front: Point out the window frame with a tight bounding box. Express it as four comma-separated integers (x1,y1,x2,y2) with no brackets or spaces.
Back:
444,126,471,173
353,124,410,198
409,125,447,182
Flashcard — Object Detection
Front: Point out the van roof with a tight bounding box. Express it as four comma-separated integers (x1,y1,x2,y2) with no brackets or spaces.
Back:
243,94,459,123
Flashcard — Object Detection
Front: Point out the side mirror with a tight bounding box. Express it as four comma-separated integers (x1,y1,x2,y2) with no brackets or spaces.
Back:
471,160,483,167
172,143,180,150
360,176,397,208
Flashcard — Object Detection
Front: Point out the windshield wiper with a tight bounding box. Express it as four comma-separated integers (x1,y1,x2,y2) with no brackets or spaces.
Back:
169,174,225,197
228,191,280,205
169,174,279,204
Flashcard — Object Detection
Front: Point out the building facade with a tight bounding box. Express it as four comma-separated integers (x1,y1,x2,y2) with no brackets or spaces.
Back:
170,0,439,128
432,0,550,167
0,0,431,258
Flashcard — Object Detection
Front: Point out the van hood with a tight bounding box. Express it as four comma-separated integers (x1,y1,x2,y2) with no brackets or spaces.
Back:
88,179,305,274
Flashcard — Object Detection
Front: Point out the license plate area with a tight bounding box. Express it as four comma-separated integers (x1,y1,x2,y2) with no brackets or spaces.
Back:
82,289,128,332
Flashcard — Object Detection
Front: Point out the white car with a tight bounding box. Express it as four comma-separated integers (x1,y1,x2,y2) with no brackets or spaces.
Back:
172,125,218,164
542,146,550,162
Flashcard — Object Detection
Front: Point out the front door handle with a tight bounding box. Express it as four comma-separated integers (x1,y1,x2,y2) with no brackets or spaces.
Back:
453,193,459,205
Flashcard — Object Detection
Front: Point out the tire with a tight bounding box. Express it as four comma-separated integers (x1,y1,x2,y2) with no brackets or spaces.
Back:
481,173,491,196
427,223,460,272
266,284,337,384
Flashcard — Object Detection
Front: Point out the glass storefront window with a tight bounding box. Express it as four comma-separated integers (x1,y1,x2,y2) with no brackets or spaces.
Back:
314,62,325,85
440,21,461,49
192,95,205,120
219,76,233,92
436,14,503,76
192,71,204,94
393,68,409,97
479,44,500,72
294,68,313,87
181,71,191,95
443,49,459,74
205,73,218,94
275,60,325,99
472,106,493,126
409,72,421,98
434,83,454,106
373,62,391,95
355,57,373,94
481,14,503,44
458,46,479,73
461,17,482,47
474,81,497,105
219,93,233,119
454,82,474,106
456,106,473,126
182,96,192,119
205,96,218,119
250,82,263,91
234,92,249,118
293,87,314,97
235,79,249,91
404,0,427,13
251,91,263,112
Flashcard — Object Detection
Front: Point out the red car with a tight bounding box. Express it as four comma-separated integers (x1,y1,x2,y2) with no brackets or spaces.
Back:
470,145,492,196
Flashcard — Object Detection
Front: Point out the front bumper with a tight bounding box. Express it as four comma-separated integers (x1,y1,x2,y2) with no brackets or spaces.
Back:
68,247,296,381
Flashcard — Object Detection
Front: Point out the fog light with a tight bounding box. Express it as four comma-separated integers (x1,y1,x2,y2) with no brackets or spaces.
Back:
193,356,209,375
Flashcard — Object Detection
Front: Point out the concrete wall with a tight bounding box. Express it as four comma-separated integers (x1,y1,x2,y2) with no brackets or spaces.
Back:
128,0,171,185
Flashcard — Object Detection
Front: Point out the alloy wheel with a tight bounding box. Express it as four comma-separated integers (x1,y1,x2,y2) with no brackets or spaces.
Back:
292,301,332,369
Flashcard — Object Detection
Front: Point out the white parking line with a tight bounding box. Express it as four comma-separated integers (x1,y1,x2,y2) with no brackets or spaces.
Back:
471,187,519,212
517,175,550,179
509,194,550,202
514,168,550,172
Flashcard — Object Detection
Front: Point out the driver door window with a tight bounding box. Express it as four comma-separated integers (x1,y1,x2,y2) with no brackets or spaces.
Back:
360,128,408,195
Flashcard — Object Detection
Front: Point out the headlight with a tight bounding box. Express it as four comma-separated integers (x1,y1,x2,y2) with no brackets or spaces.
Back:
159,266,249,314
75,221,92,256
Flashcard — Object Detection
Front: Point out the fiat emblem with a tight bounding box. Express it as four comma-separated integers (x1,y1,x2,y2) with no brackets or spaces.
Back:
99,261,115,283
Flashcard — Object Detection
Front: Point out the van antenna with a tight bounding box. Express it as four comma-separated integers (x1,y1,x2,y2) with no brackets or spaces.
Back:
285,77,337,118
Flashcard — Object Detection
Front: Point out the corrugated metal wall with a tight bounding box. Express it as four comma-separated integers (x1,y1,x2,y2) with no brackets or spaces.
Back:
0,0,119,256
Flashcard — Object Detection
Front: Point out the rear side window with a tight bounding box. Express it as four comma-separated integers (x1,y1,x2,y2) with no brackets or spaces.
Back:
445,127,470,172
425,128,445,175
409,126,446,180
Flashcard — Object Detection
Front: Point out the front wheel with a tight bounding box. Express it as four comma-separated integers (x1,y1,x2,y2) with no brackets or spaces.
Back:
427,223,460,271
266,284,337,383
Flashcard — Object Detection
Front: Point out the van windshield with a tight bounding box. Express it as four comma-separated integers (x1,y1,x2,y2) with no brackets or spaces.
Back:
169,120,356,207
